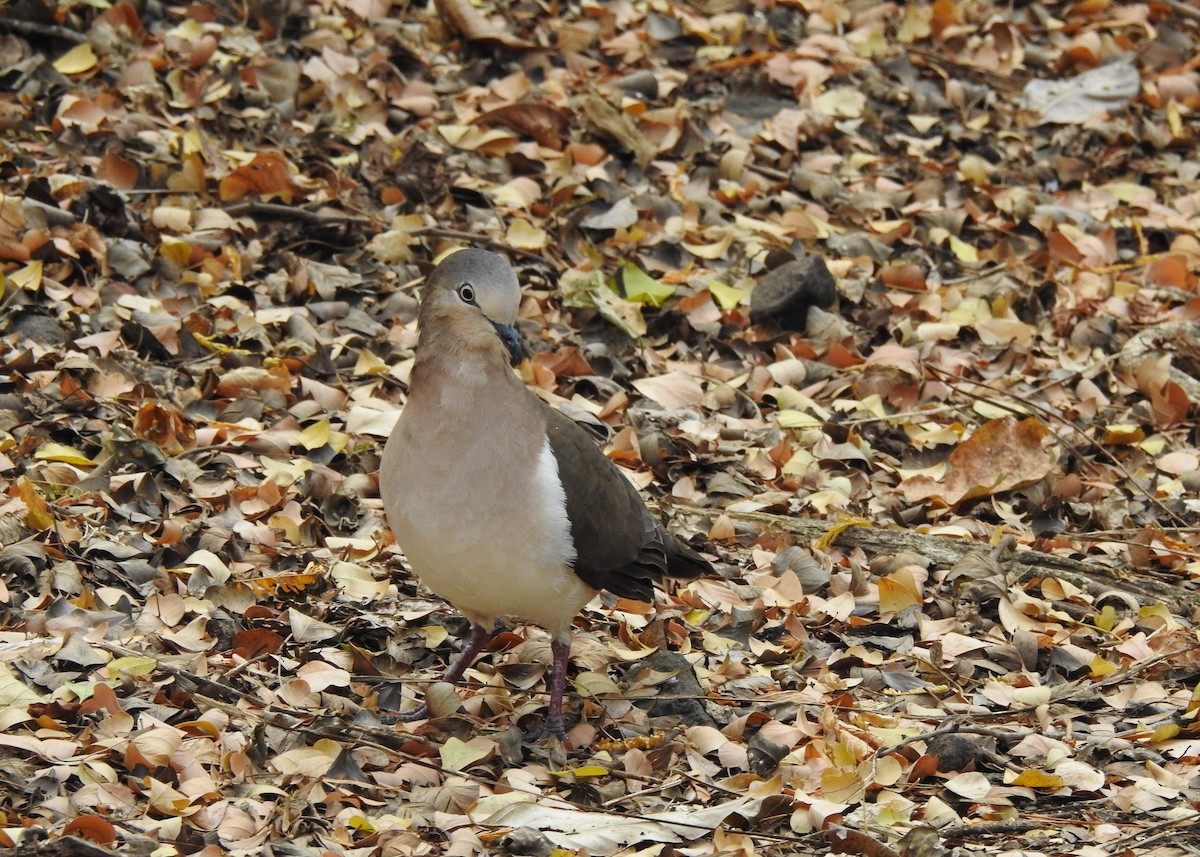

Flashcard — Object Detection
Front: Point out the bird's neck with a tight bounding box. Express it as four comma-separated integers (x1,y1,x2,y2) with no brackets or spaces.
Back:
409,332,523,402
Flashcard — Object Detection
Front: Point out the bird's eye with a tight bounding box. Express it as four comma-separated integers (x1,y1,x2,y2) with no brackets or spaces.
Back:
457,284,476,304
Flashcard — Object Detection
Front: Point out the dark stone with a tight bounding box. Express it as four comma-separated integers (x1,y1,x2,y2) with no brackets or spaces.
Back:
749,256,837,332
628,649,716,727
927,732,997,772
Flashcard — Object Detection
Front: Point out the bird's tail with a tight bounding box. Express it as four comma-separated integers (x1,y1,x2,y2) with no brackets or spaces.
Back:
663,531,713,579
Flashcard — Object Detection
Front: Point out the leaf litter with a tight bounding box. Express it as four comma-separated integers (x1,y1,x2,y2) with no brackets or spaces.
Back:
0,0,1199,855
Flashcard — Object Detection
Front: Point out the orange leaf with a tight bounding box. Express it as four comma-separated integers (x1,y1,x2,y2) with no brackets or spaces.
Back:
232,628,286,658
902,417,1056,507
63,815,117,846
97,151,141,190
219,152,297,203
133,402,195,454
1144,255,1192,289
879,264,927,291
16,477,53,530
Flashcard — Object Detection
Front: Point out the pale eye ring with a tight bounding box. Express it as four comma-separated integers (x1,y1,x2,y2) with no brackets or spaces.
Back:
457,284,476,304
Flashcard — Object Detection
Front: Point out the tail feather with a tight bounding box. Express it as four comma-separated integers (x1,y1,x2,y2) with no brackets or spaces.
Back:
662,529,713,579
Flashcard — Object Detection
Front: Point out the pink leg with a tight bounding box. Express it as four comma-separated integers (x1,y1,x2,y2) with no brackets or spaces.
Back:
381,625,494,723
533,638,571,741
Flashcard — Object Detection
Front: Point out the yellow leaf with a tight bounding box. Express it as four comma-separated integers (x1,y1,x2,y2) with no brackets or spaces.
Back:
815,516,870,550
423,625,449,648
1093,604,1117,631
681,231,733,260
1099,182,1156,204
8,260,43,291
958,154,990,186
898,3,931,42
1150,723,1180,743
549,765,610,778
330,561,387,601
814,87,865,119
1103,424,1145,445
158,238,192,268
298,420,330,451
1010,769,1064,789
619,262,675,306
1138,603,1180,631
105,657,158,678
782,448,814,477
506,218,548,250
354,348,387,375
1168,101,1183,138
34,442,96,467
53,43,98,75
821,767,865,803
775,410,821,429
261,456,313,486
1089,656,1117,678
573,671,621,697
879,567,921,614
0,663,43,708
948,235,978,262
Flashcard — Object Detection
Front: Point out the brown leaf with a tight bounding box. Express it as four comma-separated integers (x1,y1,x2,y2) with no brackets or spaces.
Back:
901,417,1056,507
434,0,536,49
232,628,286,658
582,89,657,167
476,102,570,149
133,402,195,454
828,826,902,857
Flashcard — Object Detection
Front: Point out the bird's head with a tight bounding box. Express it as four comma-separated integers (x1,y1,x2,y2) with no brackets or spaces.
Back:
418,248,529,367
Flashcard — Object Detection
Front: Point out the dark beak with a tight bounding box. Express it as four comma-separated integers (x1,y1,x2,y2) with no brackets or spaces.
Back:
492,321,528,367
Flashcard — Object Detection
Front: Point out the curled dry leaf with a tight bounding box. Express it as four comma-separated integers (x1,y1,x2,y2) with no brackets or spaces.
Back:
900,417,1057,507
434,0,537,49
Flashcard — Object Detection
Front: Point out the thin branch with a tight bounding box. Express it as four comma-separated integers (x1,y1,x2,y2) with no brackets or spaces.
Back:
0,18,88,44
224,200,376,226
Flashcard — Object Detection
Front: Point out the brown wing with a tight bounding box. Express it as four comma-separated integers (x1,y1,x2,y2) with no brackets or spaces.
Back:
542,406,709,601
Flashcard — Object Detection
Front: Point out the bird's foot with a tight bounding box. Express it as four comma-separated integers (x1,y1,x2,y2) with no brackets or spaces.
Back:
379,704,429,724
525,712,569,744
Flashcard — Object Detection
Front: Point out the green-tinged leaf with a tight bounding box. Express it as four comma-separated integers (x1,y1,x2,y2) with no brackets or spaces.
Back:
561,267,646,337
104,657,158,678
948,235,978,262
708,280,746,310
1138,603,1181,631
440,737,492,771
34,442,95,467
593,287,646,338
0,664,41,708
618,262,674,306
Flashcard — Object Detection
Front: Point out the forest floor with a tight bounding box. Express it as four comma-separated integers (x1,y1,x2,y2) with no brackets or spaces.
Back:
1,0,1199,854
